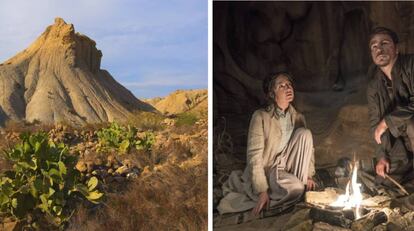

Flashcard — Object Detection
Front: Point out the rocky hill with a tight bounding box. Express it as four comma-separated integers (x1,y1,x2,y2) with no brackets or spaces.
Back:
0,18,154,126
144,89,207,115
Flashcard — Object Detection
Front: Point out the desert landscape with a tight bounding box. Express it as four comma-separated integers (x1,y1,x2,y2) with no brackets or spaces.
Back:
0,18,207,230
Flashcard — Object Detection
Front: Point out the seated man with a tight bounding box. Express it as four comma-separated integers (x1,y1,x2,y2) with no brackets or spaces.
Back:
217,72,315,217
367,27,414,188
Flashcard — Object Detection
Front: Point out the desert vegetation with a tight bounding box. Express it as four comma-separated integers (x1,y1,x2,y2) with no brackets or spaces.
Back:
0,111,207,230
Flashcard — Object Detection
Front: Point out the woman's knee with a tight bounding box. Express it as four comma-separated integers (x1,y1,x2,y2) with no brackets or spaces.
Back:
295,128,312,141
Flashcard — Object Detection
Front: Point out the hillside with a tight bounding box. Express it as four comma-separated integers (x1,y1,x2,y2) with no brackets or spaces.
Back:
144,89,207,115
0,18,154,126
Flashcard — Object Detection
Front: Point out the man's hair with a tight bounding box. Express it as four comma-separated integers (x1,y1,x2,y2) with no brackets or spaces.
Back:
262,71,294,97
369,27,399,45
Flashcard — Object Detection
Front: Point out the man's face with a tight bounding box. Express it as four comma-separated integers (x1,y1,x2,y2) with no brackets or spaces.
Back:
369,33,398,67
273,75,294,105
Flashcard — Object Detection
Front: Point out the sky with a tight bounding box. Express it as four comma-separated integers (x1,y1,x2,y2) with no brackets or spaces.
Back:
0,0,207,99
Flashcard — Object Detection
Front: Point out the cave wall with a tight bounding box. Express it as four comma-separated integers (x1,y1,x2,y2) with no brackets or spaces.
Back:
213,1,414,166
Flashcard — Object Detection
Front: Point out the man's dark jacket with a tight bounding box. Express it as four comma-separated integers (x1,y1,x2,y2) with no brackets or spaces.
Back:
367,54,414,171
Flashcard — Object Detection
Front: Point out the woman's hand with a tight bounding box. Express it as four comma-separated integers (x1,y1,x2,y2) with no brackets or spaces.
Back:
306,177,316,191
252,191,269,216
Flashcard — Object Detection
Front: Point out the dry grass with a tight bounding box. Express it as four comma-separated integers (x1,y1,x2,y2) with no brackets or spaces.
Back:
0,113,208,230
67,121,207,231
128,111,166,131
67,155,207,231
3,120,55,134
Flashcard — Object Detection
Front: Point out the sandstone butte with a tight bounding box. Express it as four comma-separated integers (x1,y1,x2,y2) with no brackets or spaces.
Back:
0,18,155,126
144,89,207,116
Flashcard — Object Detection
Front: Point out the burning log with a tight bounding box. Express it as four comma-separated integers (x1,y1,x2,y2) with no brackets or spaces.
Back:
305,188,341,207
330,160,363,219
351,210,387,231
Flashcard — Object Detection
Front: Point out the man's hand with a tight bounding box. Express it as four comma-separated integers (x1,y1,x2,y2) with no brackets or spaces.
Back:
375,119,388,144
376,157,390,178
252,191,269,216
306,177,316,191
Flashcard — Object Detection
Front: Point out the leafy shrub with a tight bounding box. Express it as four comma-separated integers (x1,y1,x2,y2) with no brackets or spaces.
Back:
136,132,156,151
97,123,155,154
175,112,199,127
0,132,103,228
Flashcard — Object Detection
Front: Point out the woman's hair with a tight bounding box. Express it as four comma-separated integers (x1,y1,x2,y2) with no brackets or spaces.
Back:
262,71,294,106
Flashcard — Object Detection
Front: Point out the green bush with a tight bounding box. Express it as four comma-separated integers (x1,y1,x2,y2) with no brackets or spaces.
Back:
136,132,156,151
175,112,199,126
0,132,103,228
97,123,155,154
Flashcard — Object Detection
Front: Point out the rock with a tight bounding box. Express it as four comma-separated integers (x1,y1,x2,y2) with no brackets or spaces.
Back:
77,143,86,152
141,166,151,176
126,172,139,179
285,220,313,231
0,217,17,231
213,2,411,166
111,176,126,183
313,222,351,231
145,89,207,115
385,211,414,230
284,208,311,230
122,159,134,168
85,161,94,173
162,118,176,126
94,157,103,166
372,225,387,231
106,154,116,167
75,160,87,173
115,166,129,175
0,18,156,126
213,187,223,210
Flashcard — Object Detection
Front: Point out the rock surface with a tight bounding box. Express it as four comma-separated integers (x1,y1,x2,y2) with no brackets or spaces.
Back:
213,2,414,166
145,89,207,115
0,18,155,126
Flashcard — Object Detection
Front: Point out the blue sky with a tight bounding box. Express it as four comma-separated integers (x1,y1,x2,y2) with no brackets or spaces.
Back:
0,0,207,99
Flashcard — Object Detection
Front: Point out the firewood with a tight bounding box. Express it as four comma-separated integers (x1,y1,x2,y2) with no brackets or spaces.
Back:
309,207,352,228
358,171,377,195
384,174,409,196
350,210,387,231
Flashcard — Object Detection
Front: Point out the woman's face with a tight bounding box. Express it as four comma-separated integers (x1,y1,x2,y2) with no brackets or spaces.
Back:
272,75,294,105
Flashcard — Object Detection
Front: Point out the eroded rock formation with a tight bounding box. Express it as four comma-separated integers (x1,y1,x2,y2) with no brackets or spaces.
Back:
146,89,207,116
0,18,155,126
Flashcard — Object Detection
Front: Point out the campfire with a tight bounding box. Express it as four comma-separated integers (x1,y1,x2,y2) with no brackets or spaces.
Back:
304,157,392,229
330,161,363,219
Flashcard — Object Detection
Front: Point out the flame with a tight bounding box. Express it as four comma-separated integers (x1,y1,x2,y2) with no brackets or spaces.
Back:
330,161,363,219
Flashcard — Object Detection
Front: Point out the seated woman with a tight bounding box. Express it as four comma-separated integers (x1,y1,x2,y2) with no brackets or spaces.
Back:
217,72,316,217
